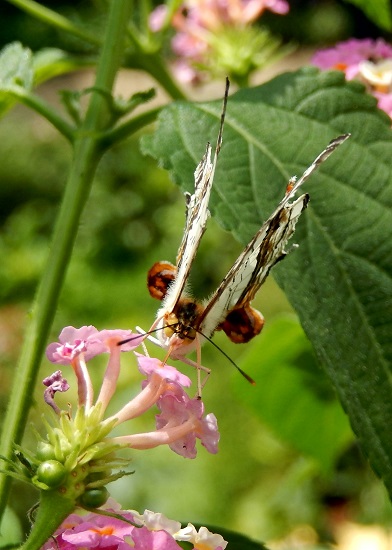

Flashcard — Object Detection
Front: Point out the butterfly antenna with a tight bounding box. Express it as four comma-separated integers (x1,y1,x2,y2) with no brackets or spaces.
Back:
198,329,256,385
117,323,184,346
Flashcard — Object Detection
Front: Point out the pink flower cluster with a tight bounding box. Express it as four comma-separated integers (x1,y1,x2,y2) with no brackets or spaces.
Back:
312,38,392,118
150,0,289,83
45,326,219,459
42,500,227,550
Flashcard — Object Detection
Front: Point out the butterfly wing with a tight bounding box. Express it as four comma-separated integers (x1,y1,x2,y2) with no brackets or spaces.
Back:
198,193,308,337
198,133,350,338
162,80,230,313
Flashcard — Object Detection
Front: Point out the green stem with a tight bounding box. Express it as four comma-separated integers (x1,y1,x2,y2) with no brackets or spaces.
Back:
9,89,75,141
99,106,161,149
6,0,101,46
126,51,187,101
0,0,132,522
19,492,75,550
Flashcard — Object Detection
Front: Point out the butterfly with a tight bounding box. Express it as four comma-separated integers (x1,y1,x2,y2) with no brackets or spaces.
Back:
144,79,349,385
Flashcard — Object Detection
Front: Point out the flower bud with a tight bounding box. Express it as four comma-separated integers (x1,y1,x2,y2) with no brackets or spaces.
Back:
79,487,109,509
36,460,67,488
36,441,56,461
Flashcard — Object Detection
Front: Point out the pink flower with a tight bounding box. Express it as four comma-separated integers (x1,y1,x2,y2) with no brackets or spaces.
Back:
61,513,135,549
43,508,175,550
98,329,144,351
43,325,218,459
156,393,220,458
312,38,392,80
136,353,192,387
42,505,228,550
198,412,220,454
375,91,392,117
46,326,106,365
148,4,168,31
43,370,69,414
150,0,289,83
312,38,392,119
131,527,181,549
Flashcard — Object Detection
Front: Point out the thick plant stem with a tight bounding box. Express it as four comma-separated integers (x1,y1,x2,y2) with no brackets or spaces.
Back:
19,491,75,550
0,0,132,521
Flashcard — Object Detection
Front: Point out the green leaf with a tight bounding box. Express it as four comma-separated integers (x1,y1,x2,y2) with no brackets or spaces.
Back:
233,316,353,471
343,0,392,31
33,48,94,86
0,42,33,116
142,68,392,495
0,42,94,118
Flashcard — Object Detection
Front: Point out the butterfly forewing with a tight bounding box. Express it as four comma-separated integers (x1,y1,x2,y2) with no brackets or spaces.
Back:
161,80,230,314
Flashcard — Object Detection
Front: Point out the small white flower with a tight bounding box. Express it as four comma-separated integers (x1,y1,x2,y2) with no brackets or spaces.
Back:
130,509,181,534
175,523,228,549
359,59,392,91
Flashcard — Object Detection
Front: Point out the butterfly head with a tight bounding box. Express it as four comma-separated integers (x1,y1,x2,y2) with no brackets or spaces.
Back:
163,298,204,343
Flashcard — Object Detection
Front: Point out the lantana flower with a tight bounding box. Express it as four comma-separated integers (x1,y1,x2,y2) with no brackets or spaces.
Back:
42,501,228,550
150,0,290,85
43,325,219,462
312,38,392,118
6,325,220,549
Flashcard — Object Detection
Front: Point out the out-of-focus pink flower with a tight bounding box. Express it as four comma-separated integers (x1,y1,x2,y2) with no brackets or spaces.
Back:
149,0,289,83
312,38,392,80
131,527,181,549
374,91,392,118
149,3,168,31
312,38,392,119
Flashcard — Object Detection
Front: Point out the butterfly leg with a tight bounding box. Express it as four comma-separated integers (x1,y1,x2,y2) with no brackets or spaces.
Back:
175,354,211,398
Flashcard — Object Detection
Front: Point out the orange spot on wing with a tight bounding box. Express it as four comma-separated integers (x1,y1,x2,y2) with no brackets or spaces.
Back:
147,261,177,300
219,305,264,344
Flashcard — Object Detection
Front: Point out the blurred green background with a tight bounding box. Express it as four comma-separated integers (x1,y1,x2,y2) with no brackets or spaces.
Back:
1,1,392,548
